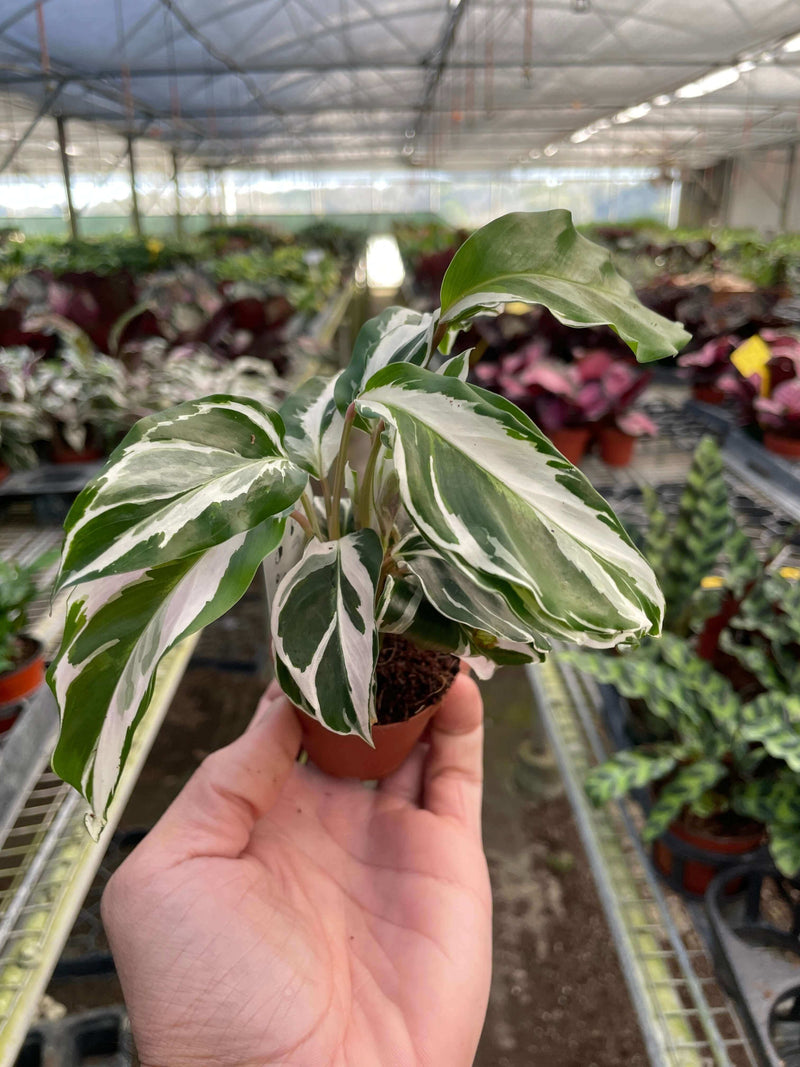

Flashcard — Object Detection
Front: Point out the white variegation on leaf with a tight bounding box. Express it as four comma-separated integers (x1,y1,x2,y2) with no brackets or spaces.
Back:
262,516,308,615
358,364,664,647
334,307,436,415
279,373,345,480
56,395,307,590
438,211,691,363
271,530,383,740
438,350,471,380
49,520,283,834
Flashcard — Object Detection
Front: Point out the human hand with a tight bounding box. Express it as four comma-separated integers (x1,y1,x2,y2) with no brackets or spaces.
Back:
102,672,492,1067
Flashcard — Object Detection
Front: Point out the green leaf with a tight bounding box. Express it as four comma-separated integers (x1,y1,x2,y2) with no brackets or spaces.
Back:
393,532,550,650
49,520,283,833
271,529,383,740
439,351,471,380
56,395,307,590
642,760,726,842
439,211,690,363
739,693,800,771
334,307,434,415
279,373,345,480
768,823,800,878
358,364,663,647
585,748,679,807
661,437,731,628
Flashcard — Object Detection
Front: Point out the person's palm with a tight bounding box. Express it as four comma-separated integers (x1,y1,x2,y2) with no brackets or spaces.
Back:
103,674,491,1067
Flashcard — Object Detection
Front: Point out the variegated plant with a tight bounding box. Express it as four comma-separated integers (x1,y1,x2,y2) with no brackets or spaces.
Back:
48,209,690,834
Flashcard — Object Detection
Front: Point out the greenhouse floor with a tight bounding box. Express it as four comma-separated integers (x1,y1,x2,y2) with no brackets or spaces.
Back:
38,585,648,1066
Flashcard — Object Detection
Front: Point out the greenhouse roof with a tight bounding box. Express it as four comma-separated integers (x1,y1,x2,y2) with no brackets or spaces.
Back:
1,0,800,174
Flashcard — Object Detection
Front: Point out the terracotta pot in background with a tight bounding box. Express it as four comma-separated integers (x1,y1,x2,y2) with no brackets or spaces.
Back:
598,427,636,467
763,432,800,460
0,462,9,483
652,816,764,897
548,426,591,465
0,637,45,730
297,701,440,780
51,442,105,465
692,383,726,405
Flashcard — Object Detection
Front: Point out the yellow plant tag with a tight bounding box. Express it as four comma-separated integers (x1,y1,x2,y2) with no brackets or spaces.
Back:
700,575,725,589
779,566,800,581
731,335,771,397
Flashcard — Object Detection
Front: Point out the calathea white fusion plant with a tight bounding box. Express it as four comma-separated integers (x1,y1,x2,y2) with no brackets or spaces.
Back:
48,211,689,834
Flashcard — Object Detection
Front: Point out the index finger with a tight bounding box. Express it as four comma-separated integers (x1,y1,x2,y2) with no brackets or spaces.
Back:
423,670,484,838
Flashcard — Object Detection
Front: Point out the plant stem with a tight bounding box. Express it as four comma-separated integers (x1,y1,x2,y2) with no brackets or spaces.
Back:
431,318,449,354
290,509,313,539
358,420,385,531
300,491,323,540
320,474,332,518
329,402,356,540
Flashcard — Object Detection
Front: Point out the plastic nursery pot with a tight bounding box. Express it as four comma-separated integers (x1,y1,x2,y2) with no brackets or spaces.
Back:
598,427,636,468
0,636,45,729
652,815,765,898
692,383,726,405
763,432,800,460
547,426,592,465
297,701,440,780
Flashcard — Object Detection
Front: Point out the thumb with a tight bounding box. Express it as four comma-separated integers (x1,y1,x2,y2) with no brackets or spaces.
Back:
145,689,301,863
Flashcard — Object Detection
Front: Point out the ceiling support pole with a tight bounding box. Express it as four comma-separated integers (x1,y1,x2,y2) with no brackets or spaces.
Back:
56,114,79,240
172,151,183,237
780,144,797,232
127,135,142,237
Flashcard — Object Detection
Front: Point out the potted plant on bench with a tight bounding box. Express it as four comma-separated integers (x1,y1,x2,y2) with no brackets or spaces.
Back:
45,210,689,836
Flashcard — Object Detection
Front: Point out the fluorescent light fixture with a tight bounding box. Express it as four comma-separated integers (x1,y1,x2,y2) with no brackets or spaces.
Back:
782,32,800,53
593,117,612,130
570,128,593,143
449,0,462,8
737,59,757,72
528,148,541,158
543,143,558,156
652,94,671,106
674,65,739,98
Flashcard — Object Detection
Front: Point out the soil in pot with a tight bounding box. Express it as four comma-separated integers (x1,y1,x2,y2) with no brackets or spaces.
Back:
598,427,636,467
0,635,45,727
652,809,764,897
547,427,591,465
763,432,800,460
298,633,460,780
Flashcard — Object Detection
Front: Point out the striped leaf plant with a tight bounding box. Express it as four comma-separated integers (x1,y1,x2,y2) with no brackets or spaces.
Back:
48,209,690,835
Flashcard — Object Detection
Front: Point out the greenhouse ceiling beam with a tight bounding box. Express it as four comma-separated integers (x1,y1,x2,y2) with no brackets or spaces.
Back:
4,56,785,82
127,135,142,237
0,82,62,175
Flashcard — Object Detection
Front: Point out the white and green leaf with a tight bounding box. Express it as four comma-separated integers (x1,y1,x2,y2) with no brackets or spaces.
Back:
57,395,307,590
334,306,435,414
358,365,663,647
271,529,383,739
262,516,308,615
49,519,284,834
438,210,690,362
279,373,345,480
393,532,550,652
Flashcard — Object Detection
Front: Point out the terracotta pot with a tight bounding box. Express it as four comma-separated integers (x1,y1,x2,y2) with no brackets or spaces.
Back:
297,701,440,780
0,637,45,725
0,462,9,483
692,383,726,405
548,427,591,465
51,442,104,464
763,431,800,460
652,816,764,897
598,427,636,467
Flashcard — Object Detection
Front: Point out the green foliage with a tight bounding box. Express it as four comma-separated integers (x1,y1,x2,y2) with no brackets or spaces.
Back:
0,552,55,673
656,438,731,632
